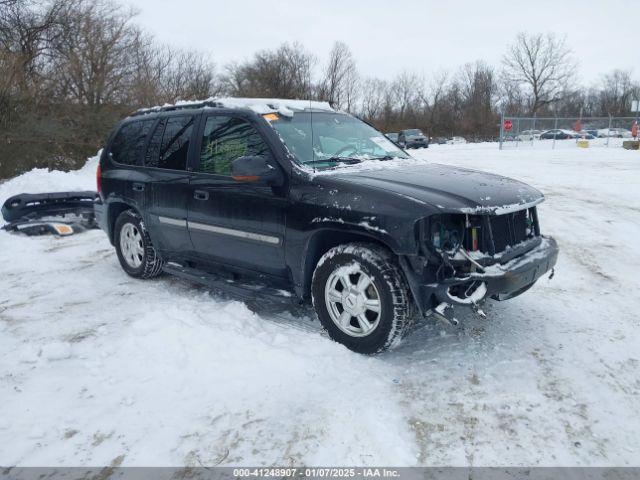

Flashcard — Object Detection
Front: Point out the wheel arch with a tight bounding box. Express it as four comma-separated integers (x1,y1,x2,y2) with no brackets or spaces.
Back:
107,201,141,245
298,227,399,299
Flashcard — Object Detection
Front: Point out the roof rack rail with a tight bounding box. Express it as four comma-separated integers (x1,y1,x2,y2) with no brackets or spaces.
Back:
129,99,223,117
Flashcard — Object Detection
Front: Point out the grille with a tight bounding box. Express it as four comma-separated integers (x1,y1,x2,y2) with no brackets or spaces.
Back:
429,207,539,256
490,209,531,252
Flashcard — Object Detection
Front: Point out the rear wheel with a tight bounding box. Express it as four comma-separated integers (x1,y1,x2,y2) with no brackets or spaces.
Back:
114,210,164,279
312,243,413,354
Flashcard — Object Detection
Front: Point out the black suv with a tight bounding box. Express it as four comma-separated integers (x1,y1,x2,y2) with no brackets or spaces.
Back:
95,98,558,354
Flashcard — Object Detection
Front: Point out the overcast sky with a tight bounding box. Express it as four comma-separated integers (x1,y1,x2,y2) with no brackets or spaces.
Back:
125,0,636,86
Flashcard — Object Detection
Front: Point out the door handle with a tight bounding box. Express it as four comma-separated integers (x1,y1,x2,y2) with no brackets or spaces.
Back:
193,190,209,201
132,183,145,192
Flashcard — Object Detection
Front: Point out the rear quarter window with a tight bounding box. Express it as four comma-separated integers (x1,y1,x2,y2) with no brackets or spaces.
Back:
145,115,195,170
109,120,154,166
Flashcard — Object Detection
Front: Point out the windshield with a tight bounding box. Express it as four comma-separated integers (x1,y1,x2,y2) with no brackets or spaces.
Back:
267,111,409,167
404,129,422,136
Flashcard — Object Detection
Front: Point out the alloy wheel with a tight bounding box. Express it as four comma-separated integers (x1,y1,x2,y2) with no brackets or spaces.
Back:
324,263,381,337
120,222,144,268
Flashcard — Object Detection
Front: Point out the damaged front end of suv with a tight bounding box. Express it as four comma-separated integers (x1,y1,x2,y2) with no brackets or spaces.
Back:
309,158,559,331
402,202,558,324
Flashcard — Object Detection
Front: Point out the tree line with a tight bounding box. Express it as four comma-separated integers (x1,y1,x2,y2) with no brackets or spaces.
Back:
1,0,639,178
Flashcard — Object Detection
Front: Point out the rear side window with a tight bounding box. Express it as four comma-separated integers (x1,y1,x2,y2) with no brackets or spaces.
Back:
144,115,195,170
145,119,164,166
198,116,270,175
110,120,154,165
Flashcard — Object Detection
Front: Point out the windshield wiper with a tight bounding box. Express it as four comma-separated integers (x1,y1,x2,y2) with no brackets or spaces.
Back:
324,157,362,165
304,156,363,166
370,155,400,161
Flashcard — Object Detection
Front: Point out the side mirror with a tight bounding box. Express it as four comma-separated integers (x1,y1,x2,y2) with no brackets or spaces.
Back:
231,155,284,186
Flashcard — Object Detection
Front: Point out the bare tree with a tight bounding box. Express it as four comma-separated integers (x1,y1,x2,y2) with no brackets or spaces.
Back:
318,41,358,110
51,0,139,107
596,69,639,115
221,61,247,96
358,77,389,122
0,0,63,102
128,36,221,105
223,42,314,99
502,32,576,115
160,49,218,102
126,30,167,105
418,70,449,133
497,75,526,116
458,61,498,139
391,71,424,126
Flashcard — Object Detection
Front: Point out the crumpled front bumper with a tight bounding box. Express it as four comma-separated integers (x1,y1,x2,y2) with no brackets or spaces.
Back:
407,236,559,311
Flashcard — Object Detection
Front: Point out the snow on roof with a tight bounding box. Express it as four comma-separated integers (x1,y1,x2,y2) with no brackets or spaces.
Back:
133,97,336,117
214,97,336,114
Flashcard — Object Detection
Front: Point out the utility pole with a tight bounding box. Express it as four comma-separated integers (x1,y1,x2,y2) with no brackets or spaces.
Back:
499,111,504,150
633,99,639,139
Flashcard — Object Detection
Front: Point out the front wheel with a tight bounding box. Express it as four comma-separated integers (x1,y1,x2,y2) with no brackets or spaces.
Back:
311,243,413,354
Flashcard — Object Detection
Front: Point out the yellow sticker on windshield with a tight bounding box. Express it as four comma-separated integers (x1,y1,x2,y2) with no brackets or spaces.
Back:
263,113,279,122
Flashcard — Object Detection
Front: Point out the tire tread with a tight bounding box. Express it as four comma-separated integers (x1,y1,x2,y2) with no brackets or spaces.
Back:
115,210,164,279
312,242,414,353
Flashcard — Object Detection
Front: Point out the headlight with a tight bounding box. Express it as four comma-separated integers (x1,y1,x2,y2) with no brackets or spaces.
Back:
427,214,485,253
429,215,464,251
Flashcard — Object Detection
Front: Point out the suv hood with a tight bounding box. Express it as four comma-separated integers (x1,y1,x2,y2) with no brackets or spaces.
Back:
333,163,544,214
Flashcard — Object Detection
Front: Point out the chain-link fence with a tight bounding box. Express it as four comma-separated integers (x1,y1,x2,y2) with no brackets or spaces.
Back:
498,116,639,149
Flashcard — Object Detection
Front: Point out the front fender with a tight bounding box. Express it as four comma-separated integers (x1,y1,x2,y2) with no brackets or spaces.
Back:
285,177,426,297
290,221,417,300
308,219,403,253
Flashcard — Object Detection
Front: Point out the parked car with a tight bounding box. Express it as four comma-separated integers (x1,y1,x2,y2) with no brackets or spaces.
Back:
584,129,599,138
575,131,595,140
447,136,467,144
95,98,558,354
432,136,448,145
597,128,632,138
539,129,577,140
517,130,543,141
398,129,429,148
385,132,399,143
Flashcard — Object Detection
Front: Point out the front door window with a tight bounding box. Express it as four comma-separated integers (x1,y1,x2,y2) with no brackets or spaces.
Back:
198,116,270,175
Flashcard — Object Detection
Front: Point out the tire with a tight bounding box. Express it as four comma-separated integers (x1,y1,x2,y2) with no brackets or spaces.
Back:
311,242,413,354
114,209,164,279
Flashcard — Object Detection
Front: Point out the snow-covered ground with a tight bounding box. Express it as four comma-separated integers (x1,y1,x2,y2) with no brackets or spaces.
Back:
1,143,639,466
